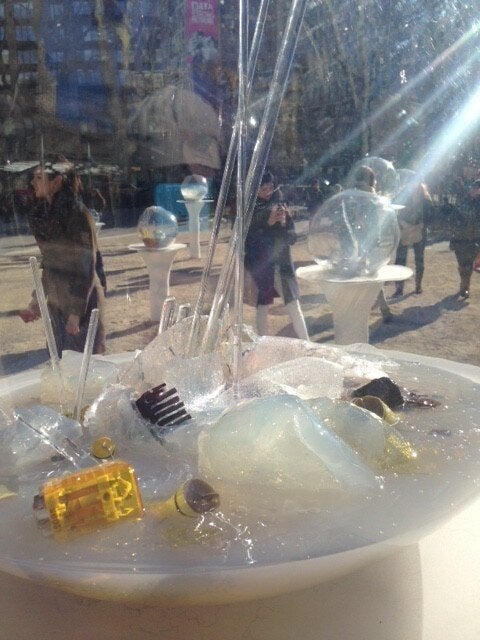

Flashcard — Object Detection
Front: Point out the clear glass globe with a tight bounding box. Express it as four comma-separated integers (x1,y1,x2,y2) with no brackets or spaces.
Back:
308,189,400,279
348,156,397,196
394,168,417,202
180,174,209,201
137,206,178,248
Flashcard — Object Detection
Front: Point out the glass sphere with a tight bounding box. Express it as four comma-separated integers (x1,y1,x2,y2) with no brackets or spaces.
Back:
348,156,397,196
181,174,209,201
394,168,417,201
308,189,400,279
137,206,178,248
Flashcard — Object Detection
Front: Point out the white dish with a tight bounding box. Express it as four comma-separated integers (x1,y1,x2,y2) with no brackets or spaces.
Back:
1,346,480,605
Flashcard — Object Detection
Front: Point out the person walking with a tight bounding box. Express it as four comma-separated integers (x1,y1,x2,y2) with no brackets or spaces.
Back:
244,171,309,340
18,162,106,355
353,165,393,322
393,182,434,296
446,179,480,299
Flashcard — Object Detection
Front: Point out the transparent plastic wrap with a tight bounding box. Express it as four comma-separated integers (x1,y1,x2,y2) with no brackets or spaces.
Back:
119,316,228,405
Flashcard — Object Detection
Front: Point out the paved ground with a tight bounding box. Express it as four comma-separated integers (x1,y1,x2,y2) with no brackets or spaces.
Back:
1,219,479,375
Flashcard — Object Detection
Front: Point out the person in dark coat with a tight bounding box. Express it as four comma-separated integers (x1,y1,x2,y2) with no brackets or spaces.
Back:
18,163,106,355
446,179,480,299
244,171,309,340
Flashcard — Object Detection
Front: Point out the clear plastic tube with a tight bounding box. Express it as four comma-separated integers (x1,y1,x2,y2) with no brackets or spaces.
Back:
231,0,248,392
187,0,271,357
201,0,309,354
29,256,60,371
158,296,177,334
74,308,99,426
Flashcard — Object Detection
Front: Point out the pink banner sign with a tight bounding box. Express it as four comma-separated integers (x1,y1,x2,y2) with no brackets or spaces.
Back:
186,0,219,62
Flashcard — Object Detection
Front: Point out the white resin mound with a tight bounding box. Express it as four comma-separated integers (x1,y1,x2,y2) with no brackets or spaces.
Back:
198,394,380,516
308,397,388,465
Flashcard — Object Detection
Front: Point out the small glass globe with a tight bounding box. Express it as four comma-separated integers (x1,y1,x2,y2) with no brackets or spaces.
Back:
181,174,209,201
348,156,397,196
308,189,400,279
137,206,178,248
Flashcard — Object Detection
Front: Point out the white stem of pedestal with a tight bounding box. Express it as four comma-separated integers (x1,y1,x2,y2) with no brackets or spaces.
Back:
185,201,203,259
323,280,382,344
129,244,186,322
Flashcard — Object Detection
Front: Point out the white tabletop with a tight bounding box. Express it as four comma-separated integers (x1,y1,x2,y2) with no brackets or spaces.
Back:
128,242,187,253
297,263,413,283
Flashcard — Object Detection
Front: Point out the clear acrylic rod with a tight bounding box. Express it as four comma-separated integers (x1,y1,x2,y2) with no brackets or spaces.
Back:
201,0,309,354
231,0,249,392
74,308,99,426
187,0,271,356
29,256,61,373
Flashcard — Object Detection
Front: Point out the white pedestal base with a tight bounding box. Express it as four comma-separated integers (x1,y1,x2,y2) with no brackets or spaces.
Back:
296,263,413,344
128,243,186,321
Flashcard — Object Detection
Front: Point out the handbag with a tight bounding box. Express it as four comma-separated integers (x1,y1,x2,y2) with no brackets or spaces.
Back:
400,222,423,246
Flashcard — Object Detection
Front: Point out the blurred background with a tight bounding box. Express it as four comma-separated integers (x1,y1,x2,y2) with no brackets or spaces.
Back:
0,1,478,230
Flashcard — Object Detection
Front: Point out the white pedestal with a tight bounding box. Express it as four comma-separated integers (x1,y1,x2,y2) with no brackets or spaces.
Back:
128,243,186,321
178,199,213,259
296,263,413,344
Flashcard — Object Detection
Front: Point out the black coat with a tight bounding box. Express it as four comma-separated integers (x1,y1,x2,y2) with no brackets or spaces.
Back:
244,197,300,306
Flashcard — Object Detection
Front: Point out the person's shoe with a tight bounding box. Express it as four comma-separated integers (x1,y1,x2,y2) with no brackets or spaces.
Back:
414,286,422,294
391,289,403,299
459,288,470,299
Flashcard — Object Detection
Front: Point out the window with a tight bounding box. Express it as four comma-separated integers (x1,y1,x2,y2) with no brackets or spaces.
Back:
73,1,92,17
18,70,36,81
15,26,35,42
49,3,64,19
18,50,37,65
13,2,33,19
48,51,65,64
83,48,100,62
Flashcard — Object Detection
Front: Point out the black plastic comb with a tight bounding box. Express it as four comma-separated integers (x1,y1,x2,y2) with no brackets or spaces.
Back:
135,383,191,440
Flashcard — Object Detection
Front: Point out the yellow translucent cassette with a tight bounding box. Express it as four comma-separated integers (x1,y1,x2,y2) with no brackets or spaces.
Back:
34,461,143,541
